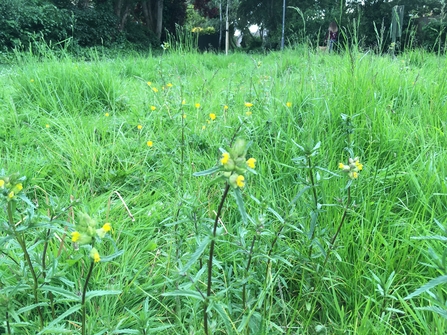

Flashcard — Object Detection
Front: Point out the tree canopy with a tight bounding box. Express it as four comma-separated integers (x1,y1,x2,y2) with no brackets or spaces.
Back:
0,0,445,53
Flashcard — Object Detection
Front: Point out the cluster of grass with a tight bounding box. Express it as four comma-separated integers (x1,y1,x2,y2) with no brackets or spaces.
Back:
0,45,446,334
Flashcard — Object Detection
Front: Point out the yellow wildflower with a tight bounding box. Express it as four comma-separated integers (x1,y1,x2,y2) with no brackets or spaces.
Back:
286,102,292,107
166,83,173,87
195,103,201,108
137,125,143,130
246,158,256,169
71,231,81,243
45,124,50,128
244,102,253,108
182,99,186,105
152,87,158,93
355,161,363,171
104,112,109,117
147,141,153,147
150,106,156,111
236,175,245,188
339,157,362,179
102,223,111,232
147,81,152,86
0,180,4,188
223,105,229,110
90,248,100,263
221,152,230,165
209,113,216,120
8,191,14,199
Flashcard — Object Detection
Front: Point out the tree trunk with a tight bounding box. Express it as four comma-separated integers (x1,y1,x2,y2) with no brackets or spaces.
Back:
119,5,131,31
141,0,154,31
156,0,163,40
115,0,131,32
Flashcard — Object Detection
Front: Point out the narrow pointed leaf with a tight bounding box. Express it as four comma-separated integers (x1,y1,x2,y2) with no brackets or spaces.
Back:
85,290,122,301
405,275,447,300
193,166,221,177
179,237,210,274
233,187,247,224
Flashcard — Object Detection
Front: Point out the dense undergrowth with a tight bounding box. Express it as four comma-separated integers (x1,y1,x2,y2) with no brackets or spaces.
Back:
0,46,446,334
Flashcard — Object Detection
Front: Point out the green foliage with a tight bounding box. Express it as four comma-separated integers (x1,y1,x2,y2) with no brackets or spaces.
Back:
71,6,119,47
0,0,70,51
0,47,447,334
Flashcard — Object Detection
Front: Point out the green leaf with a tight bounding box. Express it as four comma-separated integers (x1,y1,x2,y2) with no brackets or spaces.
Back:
100,249,124,262
108,329,139,334
416,306,447,320
233,187,248,224
210,300,233,334
37,327,75,334
411,235,447,242
162,290,204,301
291,185,311,204
85,290,122,301
193,165,221,177
404,275,447,300
267,207,284,223
16,302,48,315
17,193,36,209
179,237,210,274
37,304,82,334
40,285,80,301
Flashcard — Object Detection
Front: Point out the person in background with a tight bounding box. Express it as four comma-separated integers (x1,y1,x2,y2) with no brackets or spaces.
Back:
326,21,339,52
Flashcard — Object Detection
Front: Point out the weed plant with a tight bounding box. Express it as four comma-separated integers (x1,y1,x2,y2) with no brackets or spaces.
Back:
0,46,446,334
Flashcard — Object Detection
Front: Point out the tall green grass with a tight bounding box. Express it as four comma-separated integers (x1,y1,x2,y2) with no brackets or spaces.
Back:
0,46,446,334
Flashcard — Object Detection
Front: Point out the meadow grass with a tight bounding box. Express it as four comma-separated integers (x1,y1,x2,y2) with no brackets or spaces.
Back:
0,46,446,334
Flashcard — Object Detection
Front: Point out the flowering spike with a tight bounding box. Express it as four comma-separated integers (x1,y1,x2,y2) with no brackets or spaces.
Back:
339,157,363,179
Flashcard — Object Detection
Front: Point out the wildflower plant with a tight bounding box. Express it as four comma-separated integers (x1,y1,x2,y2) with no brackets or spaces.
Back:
324,156,363,266
338,157,363,181
71,212,120,335
193,138,256,334
0,169,121,334
194,138,256,222
0,171,46,330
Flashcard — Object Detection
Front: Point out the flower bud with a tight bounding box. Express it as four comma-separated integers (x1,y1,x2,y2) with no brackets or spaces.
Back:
90,248,101,263
231,138,247,159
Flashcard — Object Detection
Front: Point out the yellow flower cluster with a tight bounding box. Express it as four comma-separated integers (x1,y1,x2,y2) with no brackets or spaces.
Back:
0,174,24,201
339,157,363,179
220,139,256,189
71,213,112,263
245,102,253,116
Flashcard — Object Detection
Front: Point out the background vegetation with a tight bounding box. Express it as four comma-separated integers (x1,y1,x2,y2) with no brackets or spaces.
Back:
0,0,446,56
0,44,446,334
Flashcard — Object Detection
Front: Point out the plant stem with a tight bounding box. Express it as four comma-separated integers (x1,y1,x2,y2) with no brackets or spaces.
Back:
307,156,318,208
7,202,44,329
81,260,95,335
42,227,56,319
242,234,257,311
204,183,230,335
6,310,11,334
262,225,284,320
323,186,351,267
307,155,319,258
